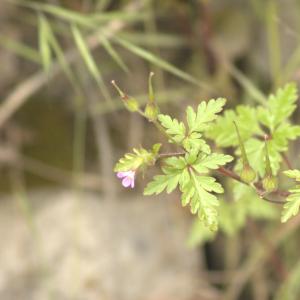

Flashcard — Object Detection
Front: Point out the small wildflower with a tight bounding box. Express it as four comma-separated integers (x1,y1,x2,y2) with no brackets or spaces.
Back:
117,170,136,188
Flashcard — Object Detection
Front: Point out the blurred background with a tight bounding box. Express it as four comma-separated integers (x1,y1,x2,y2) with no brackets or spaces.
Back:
1,0,300,299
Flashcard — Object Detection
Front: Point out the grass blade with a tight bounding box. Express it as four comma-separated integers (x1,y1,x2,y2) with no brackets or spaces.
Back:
100,35,128,73
0,34,41,64
113,35,210,90
38,14,52,73
71,24,102,84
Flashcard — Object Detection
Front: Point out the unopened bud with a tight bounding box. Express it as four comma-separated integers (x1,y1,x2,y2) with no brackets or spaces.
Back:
124,97,139,112
144,103,159,121
240,164,256,183
144,72,159,121
262,137,277,192
262,175,278,192
111,80,139,112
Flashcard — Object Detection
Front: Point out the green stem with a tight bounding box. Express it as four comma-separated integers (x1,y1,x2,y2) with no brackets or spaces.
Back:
264,137,272,176
233,121,249,166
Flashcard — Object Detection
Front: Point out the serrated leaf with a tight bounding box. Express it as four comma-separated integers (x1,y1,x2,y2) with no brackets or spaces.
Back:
186,98,226,133
181,180,195,206
260,83,298,131
144,172,181,195
182,133,211,154
273,124,300,150
114,147,155,172
144,156,187,195
197,176,224,193
192,153,233,174
151,143,162,155
181,170,222,231
281,189,300,223
206,105,262,147
284,169,300,181
239,138,280,177
164,156,186,169
158,114,186,144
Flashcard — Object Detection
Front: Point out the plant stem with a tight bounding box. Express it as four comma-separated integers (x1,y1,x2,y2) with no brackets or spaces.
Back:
217,167,286,204
158,152,185,158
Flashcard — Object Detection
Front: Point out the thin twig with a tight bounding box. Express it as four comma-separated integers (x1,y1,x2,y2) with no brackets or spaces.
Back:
158,152,185,158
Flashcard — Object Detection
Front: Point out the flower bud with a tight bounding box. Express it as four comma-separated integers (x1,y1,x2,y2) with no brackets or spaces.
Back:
124,97,139,112
262,175,278,192
262,136,277,192
240,164,256,183
144,103,159,121
111,80,139,112
144,72,159,121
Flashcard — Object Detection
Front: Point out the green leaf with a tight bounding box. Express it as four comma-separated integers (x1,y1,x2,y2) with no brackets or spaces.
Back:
273,123,300,150
281,188,300,223
197,176,224,193
151,143,162,155
186,98,226,133
144,172,181,195
158,114,186,144
259,83,298,131
284,169,300,181
182,132,211,154
114,147,155,172
181,170,221,231
192,153,233,174
206,105,262,147
144,156,187,195
238,138,282,177
164,156,186,169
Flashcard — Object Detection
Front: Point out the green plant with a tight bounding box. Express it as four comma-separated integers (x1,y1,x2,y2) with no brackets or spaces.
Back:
114,78,300,238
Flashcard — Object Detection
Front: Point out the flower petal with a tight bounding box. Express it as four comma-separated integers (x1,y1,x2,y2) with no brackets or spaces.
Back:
130,179,135,188
117,172,126,178
122,177,132,188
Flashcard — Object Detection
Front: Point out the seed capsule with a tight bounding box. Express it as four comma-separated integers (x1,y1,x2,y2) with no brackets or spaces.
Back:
144,72,159,121
111,80,139,112
262,175,278,192
262,136,277,192
240,164,256,183
145,103,159,121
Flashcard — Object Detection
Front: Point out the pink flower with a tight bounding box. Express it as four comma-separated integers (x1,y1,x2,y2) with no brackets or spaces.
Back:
116,170,135,188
